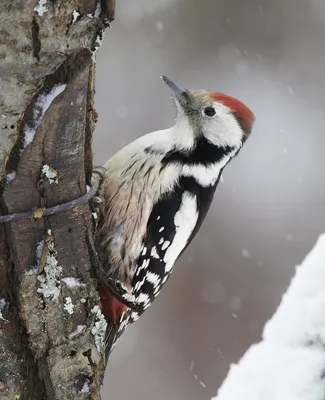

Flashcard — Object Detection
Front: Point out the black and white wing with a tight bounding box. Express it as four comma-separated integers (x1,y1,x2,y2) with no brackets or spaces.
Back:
130,176,219,322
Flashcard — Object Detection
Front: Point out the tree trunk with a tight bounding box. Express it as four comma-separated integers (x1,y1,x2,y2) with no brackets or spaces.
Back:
0,1,114,399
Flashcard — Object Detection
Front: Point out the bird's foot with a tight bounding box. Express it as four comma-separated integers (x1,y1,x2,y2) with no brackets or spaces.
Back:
106,278,142,312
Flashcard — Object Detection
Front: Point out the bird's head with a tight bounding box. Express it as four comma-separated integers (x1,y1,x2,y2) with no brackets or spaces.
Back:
161,75,255,152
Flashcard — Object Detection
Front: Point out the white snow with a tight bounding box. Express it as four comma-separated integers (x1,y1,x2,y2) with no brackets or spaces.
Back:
212,234,325,400
23,84,66,148
0,299,6,309
80,379,90,393
63,297,74,314
61,277,85,287
0,298,8,322
69,325,85,339
228,297,242,312
241,248,250,258
92,31,105,62
202,281,226,304
288,85,294,95
116,105,129,119
6,171,16,183
91,306,107,354
257,5,264,16
94,3,101,18
72,10,80,24
42,164,58,184
34,0,48,16
156,21,164,32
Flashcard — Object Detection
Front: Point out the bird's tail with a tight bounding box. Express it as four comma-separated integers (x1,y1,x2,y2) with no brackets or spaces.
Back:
98,283,130,364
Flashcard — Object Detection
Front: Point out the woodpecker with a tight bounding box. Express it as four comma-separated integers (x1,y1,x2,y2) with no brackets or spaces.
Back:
95,75,255,359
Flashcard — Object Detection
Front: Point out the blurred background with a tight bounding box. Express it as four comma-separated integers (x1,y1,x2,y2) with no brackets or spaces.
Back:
94,0,325,398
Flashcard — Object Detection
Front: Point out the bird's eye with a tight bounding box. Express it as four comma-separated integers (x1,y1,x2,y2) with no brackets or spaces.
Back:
203,107,216,117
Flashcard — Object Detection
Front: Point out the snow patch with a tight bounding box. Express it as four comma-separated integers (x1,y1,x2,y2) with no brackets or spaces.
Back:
92,31,105,62
6,171,16,183
241,248,250,258
63,297,74,315
69,325,85,339
212,234,325,400
202,281,226,304
61,277,85,287
91,306,107,354
156,20,164,32
37,237,62,300
34,0,48,16
0,298,8,323
23,84,66,148
79,379,90,393
72,10,80,23
94,3,101,17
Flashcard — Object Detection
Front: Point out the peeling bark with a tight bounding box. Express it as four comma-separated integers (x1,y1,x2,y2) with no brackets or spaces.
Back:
0,1,114,399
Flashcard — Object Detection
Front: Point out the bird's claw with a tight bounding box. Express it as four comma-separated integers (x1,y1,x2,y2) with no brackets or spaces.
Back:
106,278,141,312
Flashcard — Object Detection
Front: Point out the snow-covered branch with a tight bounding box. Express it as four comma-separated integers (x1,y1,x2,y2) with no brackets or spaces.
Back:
213,234,325,400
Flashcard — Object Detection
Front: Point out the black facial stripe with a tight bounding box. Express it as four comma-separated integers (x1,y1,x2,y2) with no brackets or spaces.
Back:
161,137,235,166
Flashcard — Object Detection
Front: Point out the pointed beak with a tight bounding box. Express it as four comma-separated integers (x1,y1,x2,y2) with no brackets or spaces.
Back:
161,75,191,106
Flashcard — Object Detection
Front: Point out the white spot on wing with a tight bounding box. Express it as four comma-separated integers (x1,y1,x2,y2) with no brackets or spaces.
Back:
164,192,198,272
159,227,164,232
138,293,150,305
151,246,159,259
142,247,147,256
131,311,139,321
159,238,164,245
157,216,161,220
136,259,150,276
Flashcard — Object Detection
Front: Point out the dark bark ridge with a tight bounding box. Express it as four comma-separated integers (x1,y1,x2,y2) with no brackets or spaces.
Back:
0,1,115,399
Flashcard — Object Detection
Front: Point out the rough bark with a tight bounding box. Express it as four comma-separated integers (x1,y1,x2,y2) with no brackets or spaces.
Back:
0,1,114,399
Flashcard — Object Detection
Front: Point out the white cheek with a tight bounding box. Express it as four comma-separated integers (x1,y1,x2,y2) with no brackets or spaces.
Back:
203,102,243,149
